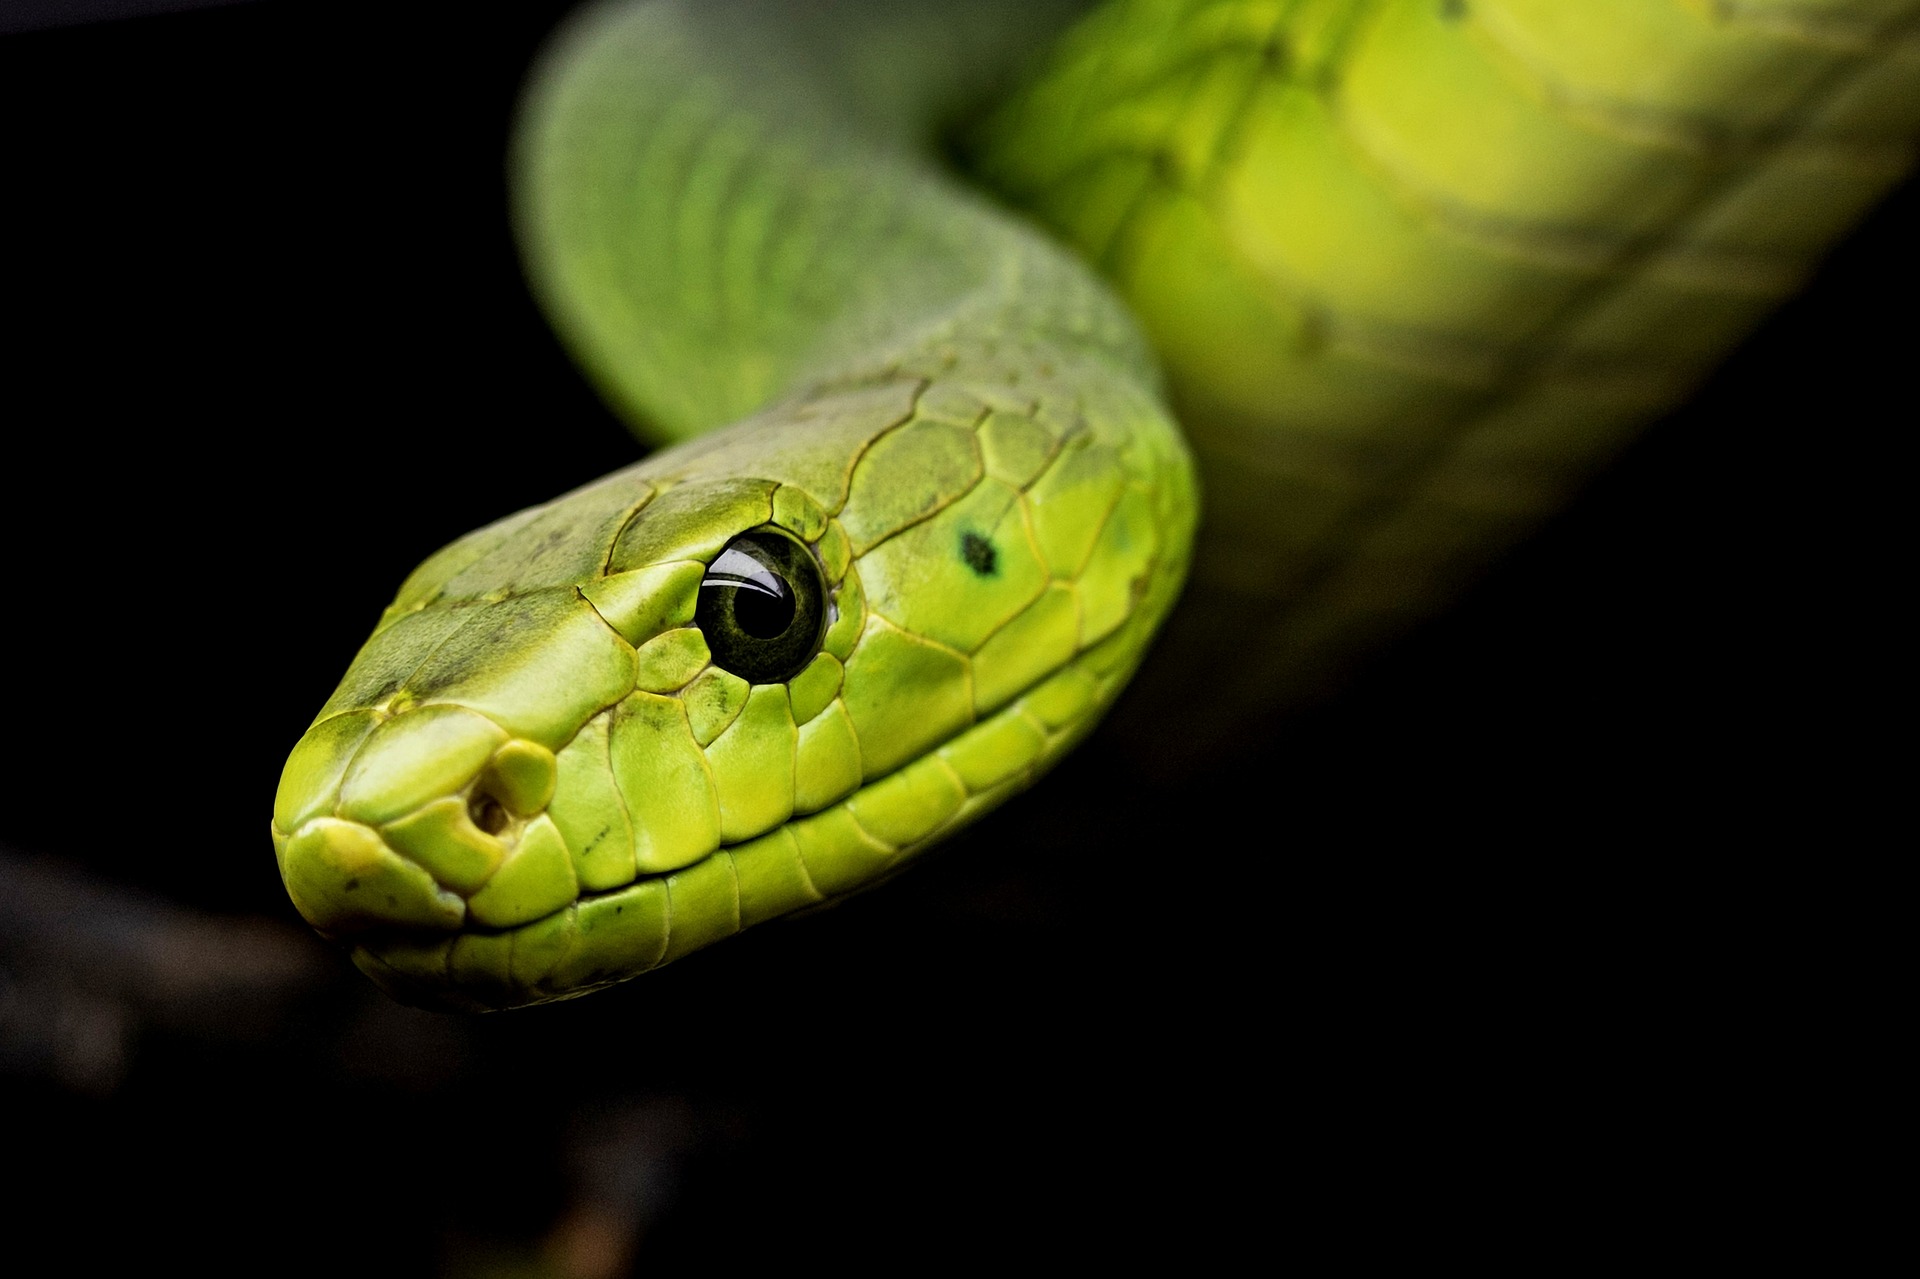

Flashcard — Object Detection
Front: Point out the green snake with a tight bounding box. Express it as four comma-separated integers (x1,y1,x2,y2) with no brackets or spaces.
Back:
270,0,1920,1010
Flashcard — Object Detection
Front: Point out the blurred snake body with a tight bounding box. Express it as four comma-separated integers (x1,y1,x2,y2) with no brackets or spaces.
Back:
271,0,1919,1009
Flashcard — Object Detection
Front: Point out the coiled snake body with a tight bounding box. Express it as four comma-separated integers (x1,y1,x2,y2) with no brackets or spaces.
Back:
271,0,1920,1009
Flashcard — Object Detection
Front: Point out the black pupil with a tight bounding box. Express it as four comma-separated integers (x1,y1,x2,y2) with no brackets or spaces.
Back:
696,531,825,685
732,578,795,638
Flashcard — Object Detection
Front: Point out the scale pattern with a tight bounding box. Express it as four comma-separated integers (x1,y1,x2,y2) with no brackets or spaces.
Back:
974,0,1920,714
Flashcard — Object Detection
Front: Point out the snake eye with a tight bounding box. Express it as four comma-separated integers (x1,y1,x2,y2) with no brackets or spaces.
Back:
695,529,826,684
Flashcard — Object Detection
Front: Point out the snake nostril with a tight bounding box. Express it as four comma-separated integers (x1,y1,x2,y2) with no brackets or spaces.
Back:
468,791,510,836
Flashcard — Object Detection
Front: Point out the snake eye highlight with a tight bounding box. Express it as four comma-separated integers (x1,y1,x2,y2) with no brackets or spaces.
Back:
696,529,825,684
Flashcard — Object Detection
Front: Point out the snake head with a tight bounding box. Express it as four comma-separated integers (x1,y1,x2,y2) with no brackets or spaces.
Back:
273,377,1193,1009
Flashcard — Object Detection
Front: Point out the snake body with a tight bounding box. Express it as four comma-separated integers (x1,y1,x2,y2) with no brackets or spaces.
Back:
271,0,1920,1009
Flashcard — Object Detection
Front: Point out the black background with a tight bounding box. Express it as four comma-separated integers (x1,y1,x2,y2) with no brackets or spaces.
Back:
1,2,1906,1271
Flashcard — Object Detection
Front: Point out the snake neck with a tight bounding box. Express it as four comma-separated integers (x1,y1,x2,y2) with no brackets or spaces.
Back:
513,0,1147,442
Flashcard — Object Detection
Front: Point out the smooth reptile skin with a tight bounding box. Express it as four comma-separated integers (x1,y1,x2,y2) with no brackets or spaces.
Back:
271,0,1920,1010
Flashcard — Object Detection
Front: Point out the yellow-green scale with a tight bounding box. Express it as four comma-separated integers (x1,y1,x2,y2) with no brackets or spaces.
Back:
971,0,1920,734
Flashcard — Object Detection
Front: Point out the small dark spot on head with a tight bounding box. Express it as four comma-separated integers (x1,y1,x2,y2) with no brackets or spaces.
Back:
1261,39,1290,71
960,531,997,576
386,895,398,908
1439,0,1467,19
344,878,360,892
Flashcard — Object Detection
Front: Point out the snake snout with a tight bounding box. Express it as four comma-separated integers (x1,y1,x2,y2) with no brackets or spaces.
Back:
272,703,575,939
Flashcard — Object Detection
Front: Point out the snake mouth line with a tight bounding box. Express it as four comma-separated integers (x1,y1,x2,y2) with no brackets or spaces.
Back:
401,831,807,942
342,640,1126,1008
364,731,995,942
